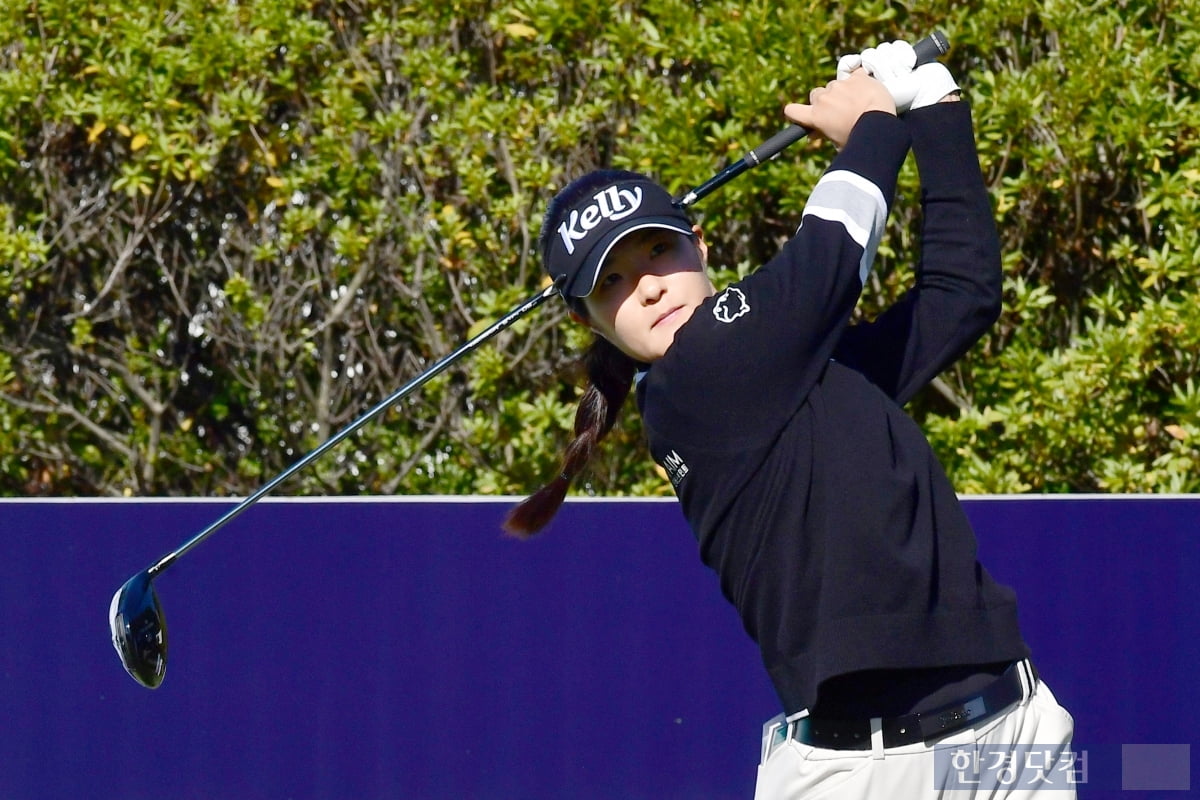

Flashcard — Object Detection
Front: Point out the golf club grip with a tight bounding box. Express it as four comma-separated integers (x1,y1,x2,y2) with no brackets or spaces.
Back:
675,30,949,208
745,30,951,165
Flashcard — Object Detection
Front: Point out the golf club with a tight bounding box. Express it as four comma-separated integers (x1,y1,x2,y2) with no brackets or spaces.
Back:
110,29,950,689
109,279,561,687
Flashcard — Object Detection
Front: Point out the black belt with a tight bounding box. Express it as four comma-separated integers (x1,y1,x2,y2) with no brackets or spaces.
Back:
792,660,1036,751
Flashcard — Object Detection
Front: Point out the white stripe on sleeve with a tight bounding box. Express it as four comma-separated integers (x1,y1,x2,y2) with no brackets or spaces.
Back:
800,169,888,284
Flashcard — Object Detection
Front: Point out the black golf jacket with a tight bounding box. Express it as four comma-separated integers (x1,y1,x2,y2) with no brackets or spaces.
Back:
635,104,1028,715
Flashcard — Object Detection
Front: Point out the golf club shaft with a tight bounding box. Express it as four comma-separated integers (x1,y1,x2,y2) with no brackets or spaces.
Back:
146,279,562,578
675,30,950,208
139,33,952,577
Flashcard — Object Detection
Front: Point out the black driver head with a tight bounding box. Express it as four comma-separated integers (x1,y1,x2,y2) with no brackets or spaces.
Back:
109,571,168,688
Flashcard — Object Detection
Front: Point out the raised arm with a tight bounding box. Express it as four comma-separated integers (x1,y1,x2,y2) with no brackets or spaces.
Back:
638,75,911,446
832,96,1002,404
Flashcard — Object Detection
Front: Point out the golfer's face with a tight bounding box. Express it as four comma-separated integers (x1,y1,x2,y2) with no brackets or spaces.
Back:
583,228,713,363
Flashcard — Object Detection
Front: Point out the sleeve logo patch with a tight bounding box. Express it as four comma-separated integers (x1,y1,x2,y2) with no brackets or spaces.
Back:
712,287,750,324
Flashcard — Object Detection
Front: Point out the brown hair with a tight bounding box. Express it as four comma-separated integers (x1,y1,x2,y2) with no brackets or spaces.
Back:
503,334,637,537
503,169,647,537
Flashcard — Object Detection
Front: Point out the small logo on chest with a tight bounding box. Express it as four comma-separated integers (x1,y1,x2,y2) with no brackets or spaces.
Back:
662,449,690,489
713,287,750,323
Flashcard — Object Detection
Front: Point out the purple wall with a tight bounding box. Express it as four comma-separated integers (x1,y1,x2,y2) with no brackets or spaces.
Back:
1,496,1196,798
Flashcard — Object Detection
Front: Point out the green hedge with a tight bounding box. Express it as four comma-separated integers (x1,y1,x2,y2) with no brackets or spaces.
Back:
1,0,1197,497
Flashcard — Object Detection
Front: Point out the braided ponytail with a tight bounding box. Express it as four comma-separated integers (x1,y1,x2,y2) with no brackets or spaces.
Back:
504,167,659,537
503,336,637,537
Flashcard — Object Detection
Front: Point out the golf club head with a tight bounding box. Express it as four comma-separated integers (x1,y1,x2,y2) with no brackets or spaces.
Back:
109,571,167,688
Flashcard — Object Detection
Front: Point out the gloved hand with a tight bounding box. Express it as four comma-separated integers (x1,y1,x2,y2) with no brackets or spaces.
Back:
837,40,959,113
837,40,916,82
900,62,960,111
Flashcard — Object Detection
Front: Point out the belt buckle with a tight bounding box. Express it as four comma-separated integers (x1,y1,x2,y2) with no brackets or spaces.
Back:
912,660,1029,743
917,695,989,740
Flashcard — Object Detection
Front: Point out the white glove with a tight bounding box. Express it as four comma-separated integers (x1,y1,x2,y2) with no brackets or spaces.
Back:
872,63,961,113
837,40,958,113
902,62,960,111
838,40,916,82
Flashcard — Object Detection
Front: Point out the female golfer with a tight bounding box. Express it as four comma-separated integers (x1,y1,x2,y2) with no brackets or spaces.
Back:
508,55,1074,799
